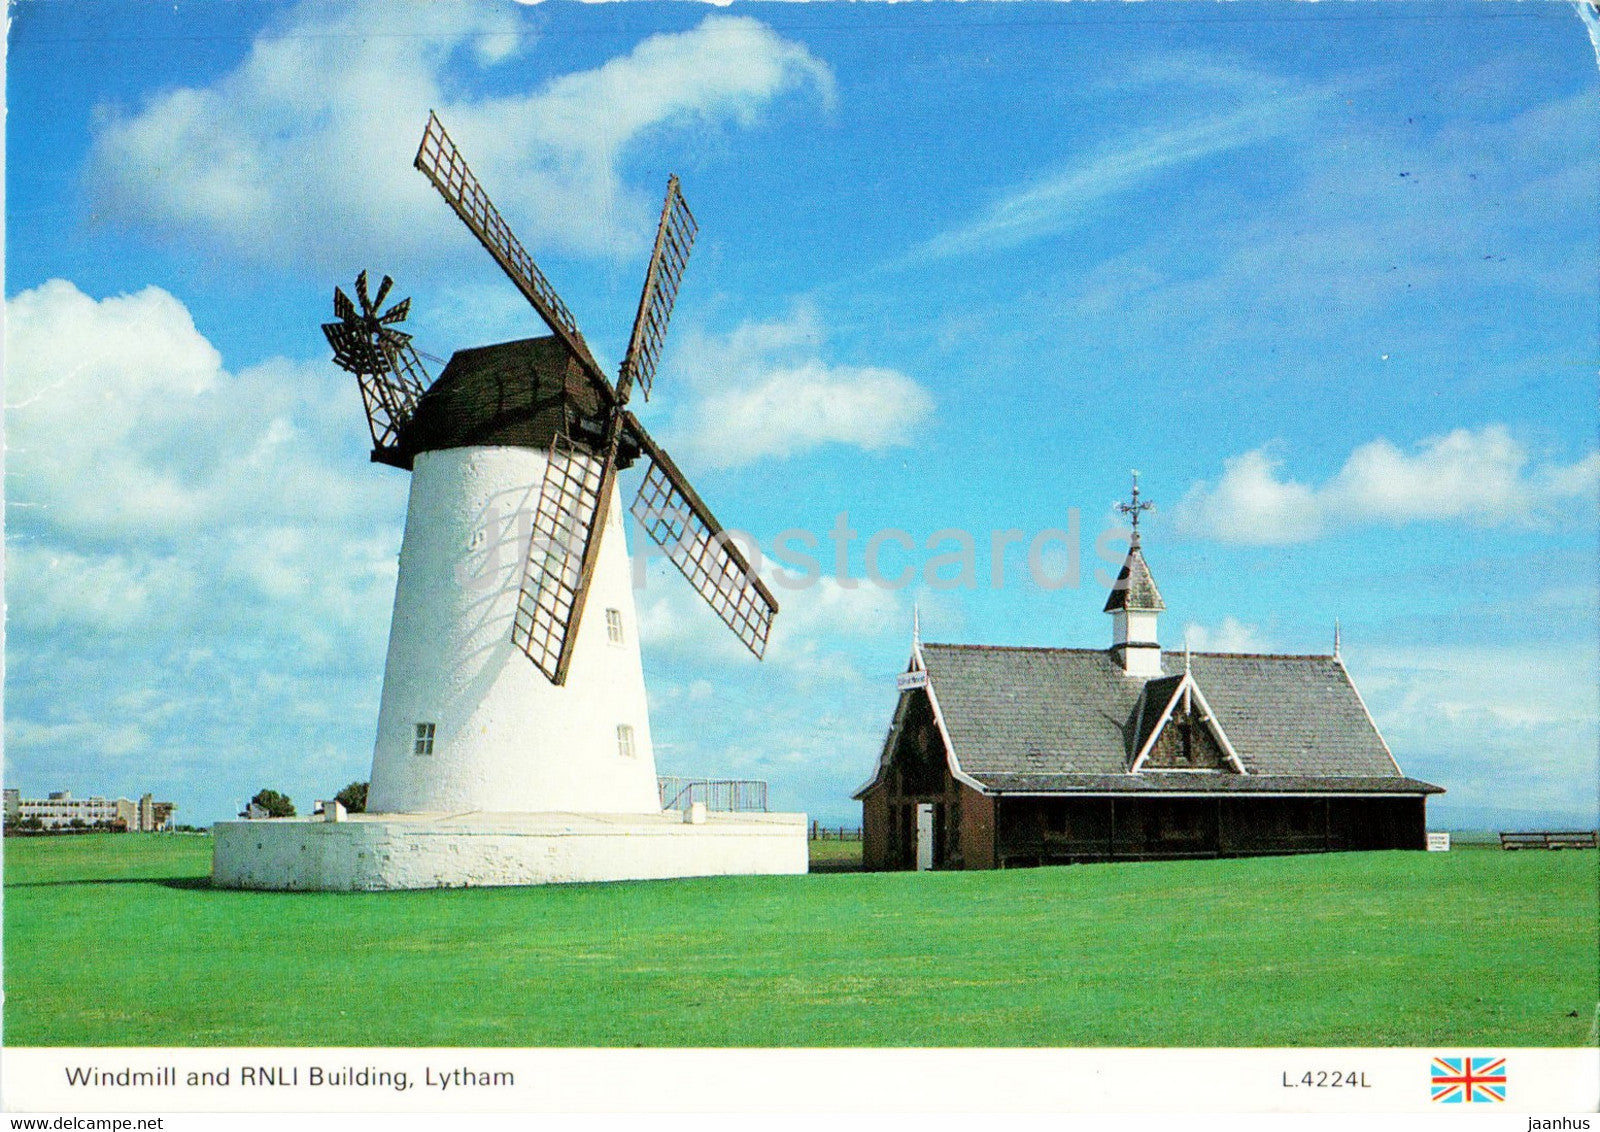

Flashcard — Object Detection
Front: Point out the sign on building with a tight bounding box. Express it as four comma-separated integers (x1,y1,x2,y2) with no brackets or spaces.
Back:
896,670,928,692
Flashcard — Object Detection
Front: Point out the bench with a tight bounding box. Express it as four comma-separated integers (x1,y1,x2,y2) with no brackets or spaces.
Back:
1499,830,1598,851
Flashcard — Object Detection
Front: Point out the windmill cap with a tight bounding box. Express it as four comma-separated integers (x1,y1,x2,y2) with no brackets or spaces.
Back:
388,336,608,469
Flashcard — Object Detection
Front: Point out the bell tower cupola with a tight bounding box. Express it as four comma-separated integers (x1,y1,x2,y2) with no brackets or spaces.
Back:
1105,472,1165,678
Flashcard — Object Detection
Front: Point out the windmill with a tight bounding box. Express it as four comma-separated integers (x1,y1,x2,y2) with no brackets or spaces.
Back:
319,112,779,818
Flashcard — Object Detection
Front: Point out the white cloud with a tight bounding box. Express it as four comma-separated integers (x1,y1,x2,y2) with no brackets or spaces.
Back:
1176,426,1600,544
1363,643,1598,732
920,90,1320,260
3,545,193,633
629,554,908,817
634,557,903,666
1328,426,1584,524
6,281,224,533
87,4,832,266
5,280,386,540
632,561,755,668
1184,617,1267,654
774,576,905,644
1577,1,1600,74
6,720,151,761
1174,449,1322,545
1352,642,1599,822
668,304,933,470
4,279,407,807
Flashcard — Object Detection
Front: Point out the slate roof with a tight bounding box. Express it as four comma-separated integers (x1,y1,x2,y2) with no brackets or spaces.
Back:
971,774,1443,795
857,643,1442,797
1103,544,1164,612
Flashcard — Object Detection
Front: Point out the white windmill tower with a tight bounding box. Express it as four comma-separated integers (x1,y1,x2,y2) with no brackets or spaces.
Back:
213,114,804,890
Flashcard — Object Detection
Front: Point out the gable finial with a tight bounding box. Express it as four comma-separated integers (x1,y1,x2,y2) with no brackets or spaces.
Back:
1184,628,1192,673
1116,469,1156,547
1334,619,1342,659
912,603,922,652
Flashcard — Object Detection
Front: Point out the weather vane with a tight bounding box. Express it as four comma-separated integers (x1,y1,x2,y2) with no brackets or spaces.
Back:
1116,470,1155,545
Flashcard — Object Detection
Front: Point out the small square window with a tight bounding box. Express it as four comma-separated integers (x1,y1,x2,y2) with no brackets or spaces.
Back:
605,608,624,645
414,722,436,756
617,724,636,759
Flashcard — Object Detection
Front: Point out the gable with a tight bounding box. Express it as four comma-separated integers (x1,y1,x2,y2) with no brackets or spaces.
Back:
1130,671,1245,773
886,691,950,796
1141,705,1229,770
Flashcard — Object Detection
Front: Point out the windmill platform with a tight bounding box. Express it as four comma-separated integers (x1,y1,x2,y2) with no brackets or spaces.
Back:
212,809,808,892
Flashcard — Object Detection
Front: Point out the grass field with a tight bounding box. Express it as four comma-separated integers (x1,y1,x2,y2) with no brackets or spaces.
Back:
4,833,1595,1047
805,836,863,871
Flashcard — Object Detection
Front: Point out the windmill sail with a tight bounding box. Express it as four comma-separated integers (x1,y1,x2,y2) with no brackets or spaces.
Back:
624,413,778,658
411,111,777,683
511,433,610,683
414,112,608,388
619,176,697,403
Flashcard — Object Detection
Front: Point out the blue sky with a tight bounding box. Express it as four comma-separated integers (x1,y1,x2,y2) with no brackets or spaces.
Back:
6,0,1598,828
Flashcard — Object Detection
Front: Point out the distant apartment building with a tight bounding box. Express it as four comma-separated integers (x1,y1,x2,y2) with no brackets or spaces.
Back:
3,789,175,832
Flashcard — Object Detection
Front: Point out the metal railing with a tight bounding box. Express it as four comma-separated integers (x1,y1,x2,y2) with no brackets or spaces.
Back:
657,777,768,813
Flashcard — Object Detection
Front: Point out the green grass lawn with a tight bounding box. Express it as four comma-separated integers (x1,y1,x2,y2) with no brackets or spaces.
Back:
5,833,1595,1047
807,836,863,871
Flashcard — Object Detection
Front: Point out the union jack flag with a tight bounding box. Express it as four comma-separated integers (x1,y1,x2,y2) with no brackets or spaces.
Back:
1430,1056,1507,1103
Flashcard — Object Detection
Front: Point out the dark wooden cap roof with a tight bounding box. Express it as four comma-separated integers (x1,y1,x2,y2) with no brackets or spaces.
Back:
856,643,1442,798
386,336,609,470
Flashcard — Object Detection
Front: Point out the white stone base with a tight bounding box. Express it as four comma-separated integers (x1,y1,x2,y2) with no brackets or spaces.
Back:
210,810,809,891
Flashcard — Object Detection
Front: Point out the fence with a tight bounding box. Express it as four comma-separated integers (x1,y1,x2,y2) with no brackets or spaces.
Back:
657,777,769,813
810,823,863,841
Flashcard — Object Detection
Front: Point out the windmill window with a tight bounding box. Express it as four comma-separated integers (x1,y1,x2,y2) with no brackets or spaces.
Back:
617,724,636,759
414,722,436,756
605,608,625,645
